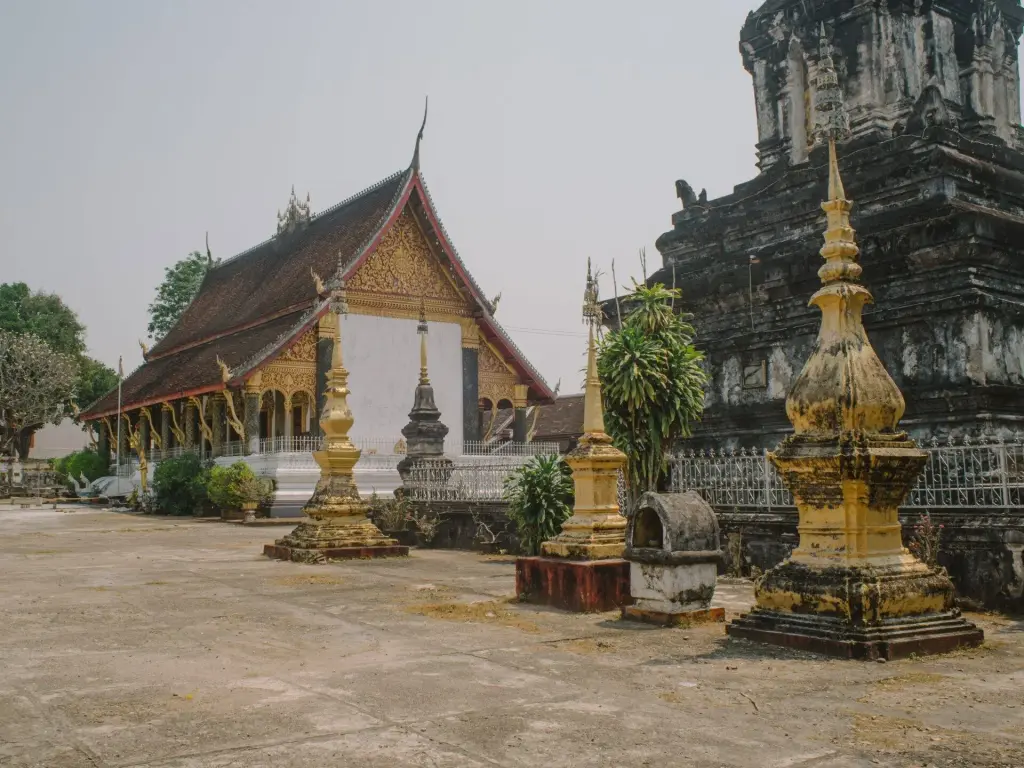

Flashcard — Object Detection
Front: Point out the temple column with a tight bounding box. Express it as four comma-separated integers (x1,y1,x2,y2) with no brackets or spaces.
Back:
244,389,261,454
117,416,129,468
461,321,480,448
139,414,150,459
283,394,294,443
209,395,224,458
97,421,110,469
160,407,170,453
184,400,197,452
316,313,334,438
512,384,529,443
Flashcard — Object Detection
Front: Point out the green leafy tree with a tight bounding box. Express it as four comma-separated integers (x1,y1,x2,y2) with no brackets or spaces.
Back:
152,453,211,516
0,282,85,357
147,250,217,341
598,280,707,510
76,356,118,414
503,454,575,555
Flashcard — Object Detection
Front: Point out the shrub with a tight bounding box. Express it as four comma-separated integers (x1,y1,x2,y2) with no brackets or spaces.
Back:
503,454,574,556
207,461,271,512
368,492,408,531
53,448,108,488
908,512,943,567
152,453,210,516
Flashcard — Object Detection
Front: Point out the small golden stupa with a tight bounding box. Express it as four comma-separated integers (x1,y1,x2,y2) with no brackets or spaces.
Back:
264,281,408,562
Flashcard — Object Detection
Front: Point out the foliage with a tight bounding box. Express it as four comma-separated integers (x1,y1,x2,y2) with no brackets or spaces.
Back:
207,461,271,511
147,251,218,341
53,448,108,487
502,454,575,556
0,331,79,459
75,357,118,415
0,282,86,357
151,453,211,516
409,508,443,545
369,491,409,531
908,512,944,567
598,280,708,510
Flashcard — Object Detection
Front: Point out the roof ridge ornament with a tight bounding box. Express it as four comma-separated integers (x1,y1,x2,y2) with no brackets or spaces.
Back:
411,96,428,171
277,185,312,235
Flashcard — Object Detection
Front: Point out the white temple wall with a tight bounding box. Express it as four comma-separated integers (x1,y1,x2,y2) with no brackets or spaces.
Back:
341,313,464,447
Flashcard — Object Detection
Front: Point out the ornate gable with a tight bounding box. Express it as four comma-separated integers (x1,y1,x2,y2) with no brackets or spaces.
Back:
347,208,470,320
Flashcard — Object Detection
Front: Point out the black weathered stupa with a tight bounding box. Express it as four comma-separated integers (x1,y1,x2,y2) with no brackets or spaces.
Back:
646,0,1024,451
396,307,450,482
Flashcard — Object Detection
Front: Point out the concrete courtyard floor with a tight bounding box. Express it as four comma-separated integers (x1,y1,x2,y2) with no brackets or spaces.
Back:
0,506,1022,768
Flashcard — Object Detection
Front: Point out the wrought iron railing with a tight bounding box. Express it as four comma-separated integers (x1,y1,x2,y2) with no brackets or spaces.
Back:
669,435,1024,512
405,457,543,503
458,440,560,457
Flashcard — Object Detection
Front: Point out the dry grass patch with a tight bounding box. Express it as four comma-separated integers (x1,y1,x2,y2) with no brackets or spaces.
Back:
405,600,540,633
274,574,345,587
553,637,617,655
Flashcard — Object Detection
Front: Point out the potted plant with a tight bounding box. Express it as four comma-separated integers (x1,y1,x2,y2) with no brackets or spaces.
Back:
207,462,270,521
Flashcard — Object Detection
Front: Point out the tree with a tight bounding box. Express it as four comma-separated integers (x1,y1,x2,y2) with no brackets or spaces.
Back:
53,448,108,487
147,250,217,341
0,331,79,459
503,454,575,555
0,282,85,357
598,281,708,511
76,356,118,414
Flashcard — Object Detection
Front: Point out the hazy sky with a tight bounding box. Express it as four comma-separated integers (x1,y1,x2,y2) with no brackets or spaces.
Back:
1,0,762,395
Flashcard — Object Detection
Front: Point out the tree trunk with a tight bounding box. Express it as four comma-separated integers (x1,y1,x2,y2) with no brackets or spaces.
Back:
15,428,33,461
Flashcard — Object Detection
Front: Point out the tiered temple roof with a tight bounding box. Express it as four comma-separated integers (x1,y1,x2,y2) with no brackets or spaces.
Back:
83,160,554,419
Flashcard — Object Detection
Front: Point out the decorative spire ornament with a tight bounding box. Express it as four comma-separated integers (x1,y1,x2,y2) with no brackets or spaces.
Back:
265,280,407,562
540,260,627,560
277,186,312,235
726,126,983,659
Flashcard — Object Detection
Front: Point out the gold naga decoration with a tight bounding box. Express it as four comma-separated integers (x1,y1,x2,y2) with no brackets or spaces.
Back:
122,413,149,496
138,339,149,360
527,379,560,442
100,415,117,446
139,407,162,450
161,402,186,445
311,267,326,296
215,357,245,441
85,421,98,450
188,396,214,445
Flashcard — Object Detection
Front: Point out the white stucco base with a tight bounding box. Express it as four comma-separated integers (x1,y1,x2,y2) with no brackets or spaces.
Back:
629,561,718,615
224,453,403,518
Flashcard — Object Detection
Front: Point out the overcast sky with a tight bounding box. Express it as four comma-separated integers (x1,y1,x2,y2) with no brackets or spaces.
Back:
1,0,762,395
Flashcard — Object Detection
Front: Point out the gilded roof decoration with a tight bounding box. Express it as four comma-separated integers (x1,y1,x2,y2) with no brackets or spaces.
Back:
277,187,312,235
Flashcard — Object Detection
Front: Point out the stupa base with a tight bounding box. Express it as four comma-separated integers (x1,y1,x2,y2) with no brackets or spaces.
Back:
622,605,725,628
727,609,983,660
263,543,409,563
515,556,630,613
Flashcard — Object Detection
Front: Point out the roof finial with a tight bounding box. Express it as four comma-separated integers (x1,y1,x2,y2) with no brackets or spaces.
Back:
412,96,429,171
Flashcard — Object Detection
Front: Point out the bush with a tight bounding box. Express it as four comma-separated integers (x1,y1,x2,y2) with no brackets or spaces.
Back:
53,448,108,488
152,453,210,516
207,461,271,512
503,455,574,556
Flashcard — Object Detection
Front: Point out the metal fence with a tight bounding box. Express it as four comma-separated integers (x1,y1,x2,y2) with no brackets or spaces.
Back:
669,436,1024,511
404,457,539,503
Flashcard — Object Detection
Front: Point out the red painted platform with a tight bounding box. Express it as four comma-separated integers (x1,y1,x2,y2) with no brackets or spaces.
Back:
515,556,631,613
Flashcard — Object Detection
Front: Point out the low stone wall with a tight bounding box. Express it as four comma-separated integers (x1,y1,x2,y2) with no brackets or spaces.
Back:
406,500,521,554
718,508,1024,613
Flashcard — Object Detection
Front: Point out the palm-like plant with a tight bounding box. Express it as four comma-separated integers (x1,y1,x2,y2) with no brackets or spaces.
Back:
503,454,575,555
598,280,707,511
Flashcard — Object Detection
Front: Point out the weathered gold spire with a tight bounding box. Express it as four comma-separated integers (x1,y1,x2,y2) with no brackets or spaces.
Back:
783,139,905,436
541,260,627,560
266,280,404,562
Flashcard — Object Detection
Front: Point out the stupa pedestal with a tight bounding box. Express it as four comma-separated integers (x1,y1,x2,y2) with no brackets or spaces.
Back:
726,111,981,658
515,269,631,613
265,287,407,563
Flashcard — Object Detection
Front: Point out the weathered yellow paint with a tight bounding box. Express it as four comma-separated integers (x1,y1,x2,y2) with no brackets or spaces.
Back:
752,139,959,624
542,324,627,561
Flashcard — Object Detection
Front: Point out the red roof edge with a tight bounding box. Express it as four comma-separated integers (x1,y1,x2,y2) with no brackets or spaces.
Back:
81,382,228,421
408,173,556,404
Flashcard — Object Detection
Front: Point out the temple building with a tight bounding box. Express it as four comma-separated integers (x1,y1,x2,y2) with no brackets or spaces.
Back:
640,0,1024,450
80,126,554,507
